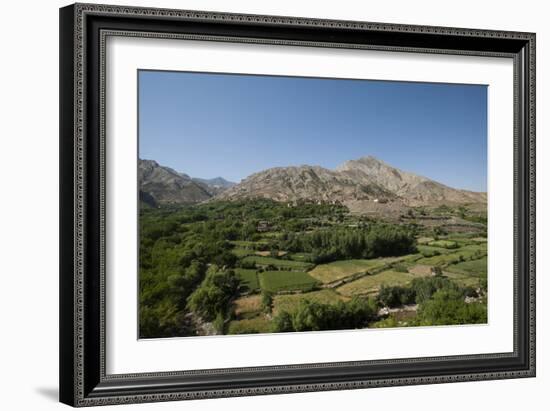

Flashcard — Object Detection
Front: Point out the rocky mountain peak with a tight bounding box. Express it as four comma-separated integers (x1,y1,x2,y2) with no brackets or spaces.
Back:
138,159,234,206
216,155,485,207
139,156,487,210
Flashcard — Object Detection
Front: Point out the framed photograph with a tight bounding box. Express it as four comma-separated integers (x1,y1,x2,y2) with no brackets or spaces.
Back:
59,3,536,407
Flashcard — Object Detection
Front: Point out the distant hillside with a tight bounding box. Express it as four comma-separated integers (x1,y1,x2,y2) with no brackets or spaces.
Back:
336,156,486,206
139,156,486,209
215,156,486,207
214,164,397,204
138,159,235,205
192,177,236,196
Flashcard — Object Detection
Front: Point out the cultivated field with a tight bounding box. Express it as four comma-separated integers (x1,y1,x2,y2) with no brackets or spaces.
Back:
140,199,488,338
241,256,313,271
258,271,319,292
309,258,397,284
337,270,418,297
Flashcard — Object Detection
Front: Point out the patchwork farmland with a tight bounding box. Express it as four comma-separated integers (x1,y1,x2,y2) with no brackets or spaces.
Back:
139,199,488,338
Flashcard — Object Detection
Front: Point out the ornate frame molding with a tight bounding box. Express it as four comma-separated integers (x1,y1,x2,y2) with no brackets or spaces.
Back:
60,3,535,407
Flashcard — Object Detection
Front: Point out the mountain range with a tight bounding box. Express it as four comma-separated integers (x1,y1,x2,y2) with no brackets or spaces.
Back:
139,157,486,209
138,159,235,206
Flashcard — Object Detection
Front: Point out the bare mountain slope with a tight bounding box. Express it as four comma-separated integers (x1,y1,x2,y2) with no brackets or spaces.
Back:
336,156,486,206
139,159,236,204
139,156,486,208
139,159,212,204
215,165,396,203
215,156,486,207
192,177,236,196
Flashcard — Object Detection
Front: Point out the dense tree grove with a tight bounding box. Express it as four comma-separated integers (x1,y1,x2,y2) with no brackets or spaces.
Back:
378,284,416,307
272,297,379,333
280,224,417,264
139,260,208,338
416,289,487,325
378,276,479,308
377,277,486,326
186,267,241,322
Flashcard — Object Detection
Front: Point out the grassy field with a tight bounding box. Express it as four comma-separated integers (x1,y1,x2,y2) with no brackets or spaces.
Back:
287,252,314,262
273,289,347,315
235,268,260,291
259,270,319,292
417,244,455,257
417,244,486,267
255,250,288,257
337,270,419,297
446,256,487,277
232,295,262,318
227,316,272,335
231,248,255,257
242,255,313,270
229,240,269,248
417,237,435,244
443,271,482,287
428,240,459,249
309,258,400,284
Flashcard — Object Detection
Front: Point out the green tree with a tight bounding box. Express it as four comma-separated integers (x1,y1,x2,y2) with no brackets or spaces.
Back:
416,289,487,325
271,311,294,332
378,285,416,307
411,276,456,304
272,297,378,333
261,291,274,314
269,246,280,258
187,270,241,321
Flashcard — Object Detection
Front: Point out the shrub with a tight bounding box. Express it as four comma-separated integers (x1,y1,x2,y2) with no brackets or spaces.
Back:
186,270,241,321
416,289,487,325
212,313,226,333
271,311,294,332
463,286,478,298
261,291,274,314
272,297,378,333
392,263,409,273
239,259,256,269
378,285,416,308
410,276,456,304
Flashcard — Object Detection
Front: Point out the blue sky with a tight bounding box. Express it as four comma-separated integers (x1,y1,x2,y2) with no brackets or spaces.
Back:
139,70,487,192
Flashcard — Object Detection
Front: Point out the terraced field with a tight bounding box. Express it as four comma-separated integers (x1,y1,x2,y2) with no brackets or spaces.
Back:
233,295,262,318
427,240,459,249
443,271,481,288
227,316,272,335
140,198,488,337
308,255,422,284
446,256,488,277
231,248,255,257
229,240,269,248
235,268,260,291
258,270,319,292
242,255,313,270
308,259,393,284
272,289,348,315
417,237,435,244
231,236,486,330
417,245,486,267
255,250,288,257
337,270,419,297
417,244,452,254
287,252,314,262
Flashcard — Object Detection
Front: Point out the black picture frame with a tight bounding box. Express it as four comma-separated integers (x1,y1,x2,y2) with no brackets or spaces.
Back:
59,3,536,407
